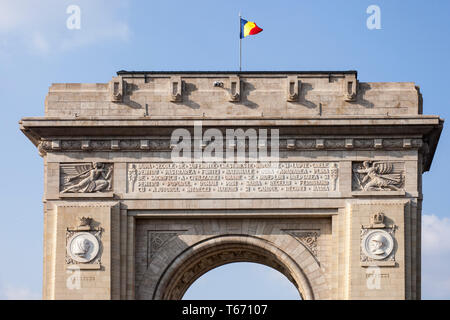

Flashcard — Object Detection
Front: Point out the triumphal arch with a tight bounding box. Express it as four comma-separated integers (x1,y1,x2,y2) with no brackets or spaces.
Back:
20,71,442,299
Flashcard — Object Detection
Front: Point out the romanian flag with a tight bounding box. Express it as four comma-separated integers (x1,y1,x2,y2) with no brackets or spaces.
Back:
240,18,263,38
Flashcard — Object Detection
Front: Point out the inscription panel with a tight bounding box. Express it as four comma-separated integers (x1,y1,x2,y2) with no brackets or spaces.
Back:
127,162,339,198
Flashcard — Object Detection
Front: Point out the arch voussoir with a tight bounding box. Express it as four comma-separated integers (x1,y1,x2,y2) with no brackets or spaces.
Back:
135,234,331,300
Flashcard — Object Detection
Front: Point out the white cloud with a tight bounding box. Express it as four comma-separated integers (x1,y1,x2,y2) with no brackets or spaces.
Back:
31,32,50,54
0,0,130,55
423,214,450,254
422,214,450,299
0,2,35,32
2,286,40,300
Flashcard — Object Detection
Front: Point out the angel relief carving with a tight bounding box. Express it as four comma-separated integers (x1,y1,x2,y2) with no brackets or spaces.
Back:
60,162,113,193
352,161,404,191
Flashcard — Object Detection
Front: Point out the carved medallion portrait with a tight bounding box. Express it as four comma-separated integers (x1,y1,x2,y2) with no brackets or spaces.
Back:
361,229,394,260
66,232,100,263
65,216,103,266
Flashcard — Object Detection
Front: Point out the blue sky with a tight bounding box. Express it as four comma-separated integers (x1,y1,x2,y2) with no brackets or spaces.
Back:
1,0,450,299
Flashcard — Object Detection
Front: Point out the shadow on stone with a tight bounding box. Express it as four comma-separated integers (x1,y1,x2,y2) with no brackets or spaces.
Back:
299,83,317,109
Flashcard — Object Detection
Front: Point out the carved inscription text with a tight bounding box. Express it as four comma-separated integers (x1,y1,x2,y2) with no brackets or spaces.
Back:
128,162,338,195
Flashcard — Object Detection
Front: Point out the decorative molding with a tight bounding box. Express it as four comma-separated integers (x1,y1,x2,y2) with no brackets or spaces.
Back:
228,76,240,102
37,140,50,157
38,138,425,153
343,74,357,102
128,164,138,192
315,139,325,149
81,140,90,150
60,162,113,194
330,163,338,192
170,76,183,102
367,212,386,228
111,140,120,150
91,140,110,150
51,140,61,150
140,140,150,150
354,139,374,148
109,76,123,102
147,231,185,266
286,139,295,149
56,202,119,208
164,247,291,300
345,138,354,149
296,139,315,149
78,216,93,230
374,139,383,149
286,76,300,102
383,139,403,148
403,138,412,148
61,140,82,150
119,140,140,150
325,139,345,149
284,230,320,258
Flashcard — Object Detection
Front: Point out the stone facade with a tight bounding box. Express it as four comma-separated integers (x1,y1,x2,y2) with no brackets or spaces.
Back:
20,71,442,299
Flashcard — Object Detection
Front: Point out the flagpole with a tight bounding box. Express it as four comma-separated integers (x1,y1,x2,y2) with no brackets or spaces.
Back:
239,12,242,72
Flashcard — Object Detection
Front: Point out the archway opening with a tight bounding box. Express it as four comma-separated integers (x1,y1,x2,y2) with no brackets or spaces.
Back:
147,235,317,300
182,262,302,300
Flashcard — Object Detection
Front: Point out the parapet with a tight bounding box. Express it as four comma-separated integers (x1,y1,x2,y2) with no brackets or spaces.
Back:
44,71,423,118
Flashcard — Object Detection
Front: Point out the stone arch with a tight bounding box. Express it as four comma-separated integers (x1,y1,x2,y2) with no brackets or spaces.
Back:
137,234,329,300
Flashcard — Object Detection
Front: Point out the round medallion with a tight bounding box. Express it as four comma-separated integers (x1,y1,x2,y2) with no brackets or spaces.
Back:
67,232,100,263
361,229,394,260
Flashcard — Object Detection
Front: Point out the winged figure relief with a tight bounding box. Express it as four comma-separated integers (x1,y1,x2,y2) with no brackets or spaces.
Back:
61,162,112,193
353,161,403,191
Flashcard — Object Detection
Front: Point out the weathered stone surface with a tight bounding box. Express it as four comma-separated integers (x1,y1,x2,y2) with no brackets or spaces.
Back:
20,71,443,300
127,162,339,196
